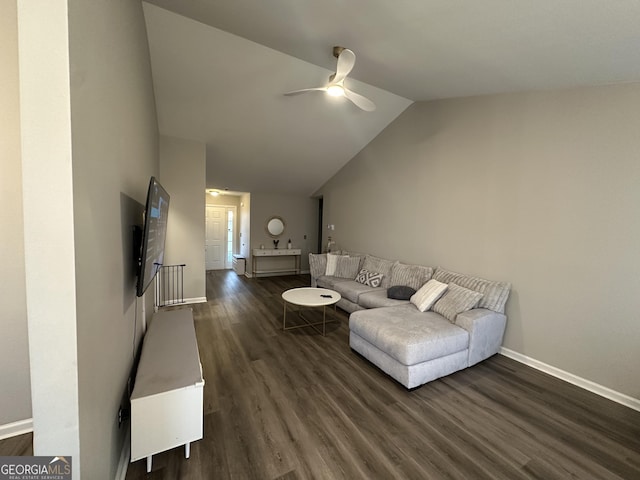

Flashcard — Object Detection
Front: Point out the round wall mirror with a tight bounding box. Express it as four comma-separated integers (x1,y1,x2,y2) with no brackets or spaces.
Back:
266,216,285,237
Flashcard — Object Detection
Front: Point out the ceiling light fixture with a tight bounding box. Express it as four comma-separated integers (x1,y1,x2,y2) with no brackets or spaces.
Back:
208,190,219,197
283,46,376,111
326,84,345,97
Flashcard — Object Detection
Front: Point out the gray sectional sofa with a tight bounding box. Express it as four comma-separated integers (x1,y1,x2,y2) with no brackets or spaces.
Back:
309,252,511,389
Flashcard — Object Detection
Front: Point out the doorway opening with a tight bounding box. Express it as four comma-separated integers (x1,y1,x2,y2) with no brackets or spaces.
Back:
205,204,237,270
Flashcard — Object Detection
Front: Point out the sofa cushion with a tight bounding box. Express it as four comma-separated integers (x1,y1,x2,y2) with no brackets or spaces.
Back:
410,279,448,312
387,285,416,300
349,304,469,365
335,256,361,279
433,267,511,314
432,283,483,322
332,280,383,304
308,253,327,279
389,263,434,290
362,255,396,288
316,275,351,290
341,251,366,268
323,254,362,279
359,290,410,309
355,269,385,287
325,253,343,276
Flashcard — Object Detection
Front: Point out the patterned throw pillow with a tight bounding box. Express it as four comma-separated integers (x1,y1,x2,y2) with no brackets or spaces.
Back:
355,269,384,288
432,283,484,322
361,255,395,287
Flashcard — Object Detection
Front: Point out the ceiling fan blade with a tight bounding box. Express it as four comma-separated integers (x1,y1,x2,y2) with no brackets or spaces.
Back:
343,88,376,112
284,87,327,96
333,48,356,83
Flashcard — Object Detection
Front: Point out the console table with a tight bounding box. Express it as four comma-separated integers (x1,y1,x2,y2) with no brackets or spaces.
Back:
130,308,204,473
252,248,301,276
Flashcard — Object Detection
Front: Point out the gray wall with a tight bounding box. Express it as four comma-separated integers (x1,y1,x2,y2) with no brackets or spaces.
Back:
317,83,640,400
160,135,206,302
249,192,319,275
0,0,31,428
19,0,159,478
69,1,159,477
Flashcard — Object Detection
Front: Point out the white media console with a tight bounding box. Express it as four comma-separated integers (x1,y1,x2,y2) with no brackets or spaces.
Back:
130,308,204,473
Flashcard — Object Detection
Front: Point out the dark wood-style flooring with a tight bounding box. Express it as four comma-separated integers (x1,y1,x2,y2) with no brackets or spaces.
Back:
3,270,639,479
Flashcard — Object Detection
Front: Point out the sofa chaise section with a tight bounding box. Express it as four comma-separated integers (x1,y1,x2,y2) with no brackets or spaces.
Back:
349,304,506,388
350,305,470,388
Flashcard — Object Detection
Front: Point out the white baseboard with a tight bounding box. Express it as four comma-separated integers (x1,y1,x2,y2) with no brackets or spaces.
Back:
244,271,308,278
499,347,640,412
115,428,130,480
160,297,207,307
183,297,207,304
0,418,33,441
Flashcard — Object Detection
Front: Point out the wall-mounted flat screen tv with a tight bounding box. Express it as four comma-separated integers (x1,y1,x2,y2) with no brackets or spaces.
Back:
136,177,170,297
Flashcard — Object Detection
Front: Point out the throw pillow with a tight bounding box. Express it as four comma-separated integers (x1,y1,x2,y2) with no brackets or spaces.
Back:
355,269,385,287
308,253,327,279
432,283,484,322
433,267,511,314
387,285,416,300
410,279,448,312
361,255,396,287
335,256,362,279
325,253,343,276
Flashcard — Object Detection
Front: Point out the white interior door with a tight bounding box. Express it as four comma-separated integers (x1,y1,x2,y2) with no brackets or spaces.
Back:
205,205,225,270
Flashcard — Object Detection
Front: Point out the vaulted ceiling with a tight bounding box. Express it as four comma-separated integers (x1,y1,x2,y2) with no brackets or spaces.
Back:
142,0,640,196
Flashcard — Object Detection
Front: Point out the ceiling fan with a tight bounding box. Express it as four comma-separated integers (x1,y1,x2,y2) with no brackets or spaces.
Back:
284,46,376,112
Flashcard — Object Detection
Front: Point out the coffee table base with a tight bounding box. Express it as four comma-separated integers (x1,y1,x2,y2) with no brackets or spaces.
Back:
283,303,339,336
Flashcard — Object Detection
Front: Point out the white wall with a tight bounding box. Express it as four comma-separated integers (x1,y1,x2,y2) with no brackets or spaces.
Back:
249,192,319,275
317,83,640,401
160,135,206,302
19,0,159,478
18,0,81,471
240,193,251,260
0,0,31,429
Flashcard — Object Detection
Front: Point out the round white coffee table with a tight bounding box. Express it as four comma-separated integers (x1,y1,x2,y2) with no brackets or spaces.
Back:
282,287,341,336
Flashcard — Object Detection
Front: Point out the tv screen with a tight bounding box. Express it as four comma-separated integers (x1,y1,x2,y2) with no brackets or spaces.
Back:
136,177,170,297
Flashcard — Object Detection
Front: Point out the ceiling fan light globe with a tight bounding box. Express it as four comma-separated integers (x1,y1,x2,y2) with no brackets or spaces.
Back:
326,85,345,97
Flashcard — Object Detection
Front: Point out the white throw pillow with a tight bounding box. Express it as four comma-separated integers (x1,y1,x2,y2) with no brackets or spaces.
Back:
410,279,448,312
325,253,344,276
